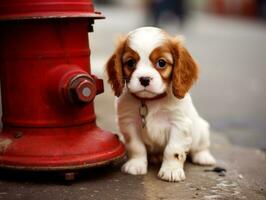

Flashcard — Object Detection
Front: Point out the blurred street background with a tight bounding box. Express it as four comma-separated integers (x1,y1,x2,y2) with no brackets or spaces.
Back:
90,0,266,150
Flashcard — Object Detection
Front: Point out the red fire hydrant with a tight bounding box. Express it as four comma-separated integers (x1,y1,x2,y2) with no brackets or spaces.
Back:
0,0,125,172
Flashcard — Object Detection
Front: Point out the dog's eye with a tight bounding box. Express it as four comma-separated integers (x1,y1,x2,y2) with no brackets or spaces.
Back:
156,59,167,68
126,58,136,69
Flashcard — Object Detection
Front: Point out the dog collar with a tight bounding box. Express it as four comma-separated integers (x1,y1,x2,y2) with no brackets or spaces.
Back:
130,92,167,101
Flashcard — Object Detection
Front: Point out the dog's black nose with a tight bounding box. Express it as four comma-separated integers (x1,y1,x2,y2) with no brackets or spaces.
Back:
139,76,151,87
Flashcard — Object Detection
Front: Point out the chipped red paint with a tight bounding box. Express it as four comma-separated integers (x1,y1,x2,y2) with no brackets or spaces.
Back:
0,0,125,170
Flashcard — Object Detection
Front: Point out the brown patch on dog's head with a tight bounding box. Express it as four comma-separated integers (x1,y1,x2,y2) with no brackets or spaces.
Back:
149,45,173,85
122,46,140,83
106,37,140,97
148,36,199,98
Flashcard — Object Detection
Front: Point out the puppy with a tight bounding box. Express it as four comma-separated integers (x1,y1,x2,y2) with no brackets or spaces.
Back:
106,27,216,182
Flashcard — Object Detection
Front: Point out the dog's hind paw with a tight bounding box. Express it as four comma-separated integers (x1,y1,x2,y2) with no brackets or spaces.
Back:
192,150,216,166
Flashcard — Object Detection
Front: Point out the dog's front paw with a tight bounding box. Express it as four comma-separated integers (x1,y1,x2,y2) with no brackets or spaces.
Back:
158,164,185,182
192,150,216,166
121,158,147,175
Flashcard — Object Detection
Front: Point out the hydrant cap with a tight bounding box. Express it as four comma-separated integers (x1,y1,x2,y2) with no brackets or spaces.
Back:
0,0,104,21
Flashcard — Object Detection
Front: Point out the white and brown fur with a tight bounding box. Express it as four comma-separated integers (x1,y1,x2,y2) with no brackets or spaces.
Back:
106,27,216,182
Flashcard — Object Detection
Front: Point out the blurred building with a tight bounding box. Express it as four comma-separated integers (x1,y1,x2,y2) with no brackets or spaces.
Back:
95,0,266,20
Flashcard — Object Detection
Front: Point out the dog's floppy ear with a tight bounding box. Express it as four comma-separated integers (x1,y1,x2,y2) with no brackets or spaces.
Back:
106,37,127,97
171,37,199,99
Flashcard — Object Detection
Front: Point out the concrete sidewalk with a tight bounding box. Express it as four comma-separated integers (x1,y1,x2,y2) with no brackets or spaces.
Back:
0,141,265,200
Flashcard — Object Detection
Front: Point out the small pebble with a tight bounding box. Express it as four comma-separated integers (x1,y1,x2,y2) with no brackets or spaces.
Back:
238,174,243,179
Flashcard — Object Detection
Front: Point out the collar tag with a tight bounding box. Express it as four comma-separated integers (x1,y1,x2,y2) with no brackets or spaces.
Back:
139,101,148,128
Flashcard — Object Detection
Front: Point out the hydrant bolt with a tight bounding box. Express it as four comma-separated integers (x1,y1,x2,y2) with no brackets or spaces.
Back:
68,75,96,104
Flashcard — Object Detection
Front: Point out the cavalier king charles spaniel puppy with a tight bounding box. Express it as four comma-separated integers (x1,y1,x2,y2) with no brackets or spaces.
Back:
106,27,216,182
